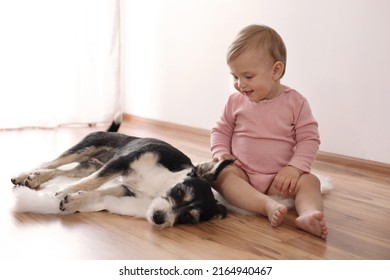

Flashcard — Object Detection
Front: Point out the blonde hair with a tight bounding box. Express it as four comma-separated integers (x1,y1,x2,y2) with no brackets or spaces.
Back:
227,24,287,78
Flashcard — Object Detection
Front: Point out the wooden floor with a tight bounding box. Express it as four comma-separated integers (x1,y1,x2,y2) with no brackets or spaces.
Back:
0,119,389,260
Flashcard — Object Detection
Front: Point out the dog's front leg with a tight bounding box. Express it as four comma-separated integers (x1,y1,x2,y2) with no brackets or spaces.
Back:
57,155,133,210
55,172,117,199
59,184,131,213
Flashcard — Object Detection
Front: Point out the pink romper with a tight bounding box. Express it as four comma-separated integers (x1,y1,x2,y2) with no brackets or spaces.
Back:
211,87,320,193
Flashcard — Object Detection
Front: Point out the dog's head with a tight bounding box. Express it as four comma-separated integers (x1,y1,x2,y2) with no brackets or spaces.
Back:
146,159,233,228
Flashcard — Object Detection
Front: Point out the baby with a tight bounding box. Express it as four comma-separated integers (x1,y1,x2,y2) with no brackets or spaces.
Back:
211,24,328,239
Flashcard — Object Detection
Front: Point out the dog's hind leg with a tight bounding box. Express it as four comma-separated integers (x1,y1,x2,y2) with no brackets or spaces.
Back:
17,159,104,189
59,184,133,213
11,142,111,187
11,153,107,188
18,168,71,189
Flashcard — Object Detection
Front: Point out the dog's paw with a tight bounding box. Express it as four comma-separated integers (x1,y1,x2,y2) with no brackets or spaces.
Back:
11,172,31,186
23,171,45,189
55,190,66,198
59,191,86,213
11,169,51,189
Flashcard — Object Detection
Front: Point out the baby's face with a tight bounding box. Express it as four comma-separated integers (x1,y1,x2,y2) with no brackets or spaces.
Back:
228,48,281,102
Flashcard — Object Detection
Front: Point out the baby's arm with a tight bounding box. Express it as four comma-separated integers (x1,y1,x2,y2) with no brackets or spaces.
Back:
289,98,320,173
213,152,243,167
211,95,237,162
273,98,319,194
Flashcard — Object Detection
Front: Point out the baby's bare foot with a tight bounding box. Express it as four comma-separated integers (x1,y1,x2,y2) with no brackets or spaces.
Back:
295,211,328,239
265,201,287,227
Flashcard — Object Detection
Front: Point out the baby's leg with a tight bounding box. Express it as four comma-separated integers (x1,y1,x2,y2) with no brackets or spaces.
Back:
213,165,287,227
294,174,328,239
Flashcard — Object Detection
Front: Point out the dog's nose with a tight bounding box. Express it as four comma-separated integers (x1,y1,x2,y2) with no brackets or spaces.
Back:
152,210,166,225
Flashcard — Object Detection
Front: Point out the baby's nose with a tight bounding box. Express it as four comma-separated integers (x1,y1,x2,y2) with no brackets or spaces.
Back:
237,80,247,89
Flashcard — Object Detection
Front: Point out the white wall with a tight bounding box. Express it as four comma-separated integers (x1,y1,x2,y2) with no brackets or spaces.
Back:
121,0,390,164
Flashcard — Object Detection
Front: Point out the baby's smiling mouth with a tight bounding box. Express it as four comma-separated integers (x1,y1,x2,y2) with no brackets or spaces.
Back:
242,90,253,97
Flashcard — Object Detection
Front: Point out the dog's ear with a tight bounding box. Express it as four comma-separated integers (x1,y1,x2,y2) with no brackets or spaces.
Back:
189,159,234,182
213,204,227,219
188,161,215,178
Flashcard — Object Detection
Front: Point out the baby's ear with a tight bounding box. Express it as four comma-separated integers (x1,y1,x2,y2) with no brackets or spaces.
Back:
272,61,285,80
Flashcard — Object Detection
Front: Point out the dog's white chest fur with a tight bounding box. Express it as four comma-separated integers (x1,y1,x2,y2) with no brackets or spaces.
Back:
123,152,188,198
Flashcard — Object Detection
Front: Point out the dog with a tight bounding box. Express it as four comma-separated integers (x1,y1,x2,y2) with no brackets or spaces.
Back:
11,113,233,228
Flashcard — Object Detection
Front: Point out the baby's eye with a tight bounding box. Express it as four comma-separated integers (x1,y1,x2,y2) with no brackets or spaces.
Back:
232,75,238,81
245,75,254,79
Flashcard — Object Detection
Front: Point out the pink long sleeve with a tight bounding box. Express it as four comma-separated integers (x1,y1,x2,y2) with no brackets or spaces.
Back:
288,97,320,172
210,96,236,160
211,87,320,175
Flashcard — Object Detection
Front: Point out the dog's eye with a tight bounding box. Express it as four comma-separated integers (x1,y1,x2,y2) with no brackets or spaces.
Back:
170,186,185,200
169,184,194,203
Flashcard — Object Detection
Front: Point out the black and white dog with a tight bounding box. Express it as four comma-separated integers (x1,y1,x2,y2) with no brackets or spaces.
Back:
11,114,233,228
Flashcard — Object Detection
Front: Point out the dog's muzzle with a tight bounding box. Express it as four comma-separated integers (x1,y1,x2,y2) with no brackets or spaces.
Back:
147,197,175,228
151,210,166,225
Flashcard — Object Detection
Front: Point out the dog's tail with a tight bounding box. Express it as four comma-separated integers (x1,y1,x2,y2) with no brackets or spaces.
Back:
107,111,123,132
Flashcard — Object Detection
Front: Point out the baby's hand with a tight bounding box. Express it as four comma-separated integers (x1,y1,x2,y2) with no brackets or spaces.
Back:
213,153,242,167
272,165,304,194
